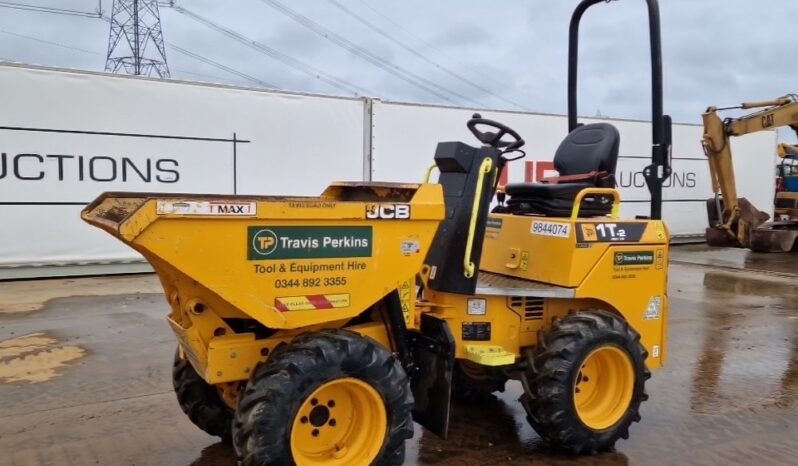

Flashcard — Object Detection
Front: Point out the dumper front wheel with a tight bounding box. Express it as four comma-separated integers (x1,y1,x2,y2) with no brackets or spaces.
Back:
233,329,414,466
173,349,234,441
520,310,650,454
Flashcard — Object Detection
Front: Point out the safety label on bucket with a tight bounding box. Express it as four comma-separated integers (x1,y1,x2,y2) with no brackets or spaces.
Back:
274,294,351,312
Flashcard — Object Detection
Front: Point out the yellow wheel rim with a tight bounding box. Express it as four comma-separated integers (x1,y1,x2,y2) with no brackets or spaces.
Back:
573,346,635,430
290,377,387,466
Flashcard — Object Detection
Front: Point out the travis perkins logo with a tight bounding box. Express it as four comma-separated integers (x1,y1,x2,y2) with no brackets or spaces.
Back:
248,226,372,260
614,251,654,266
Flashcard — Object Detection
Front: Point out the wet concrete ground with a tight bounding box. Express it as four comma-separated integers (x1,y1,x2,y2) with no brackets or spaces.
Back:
1,245,797,466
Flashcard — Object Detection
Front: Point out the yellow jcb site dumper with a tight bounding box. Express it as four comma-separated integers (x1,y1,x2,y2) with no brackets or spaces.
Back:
83,1,672,464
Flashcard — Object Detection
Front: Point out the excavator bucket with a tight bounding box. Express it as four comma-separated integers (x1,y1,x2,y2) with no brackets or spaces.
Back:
705,197,770,248
705,198,735,247
705,225,738,248
705,197,797,252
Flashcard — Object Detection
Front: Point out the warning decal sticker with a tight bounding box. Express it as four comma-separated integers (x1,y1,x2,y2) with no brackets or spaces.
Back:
274,294,351,312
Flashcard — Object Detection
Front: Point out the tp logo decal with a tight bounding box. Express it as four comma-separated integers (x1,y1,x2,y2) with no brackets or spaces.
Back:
252,229,278,256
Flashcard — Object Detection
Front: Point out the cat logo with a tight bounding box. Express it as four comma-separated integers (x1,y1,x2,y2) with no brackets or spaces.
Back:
365,204,411,220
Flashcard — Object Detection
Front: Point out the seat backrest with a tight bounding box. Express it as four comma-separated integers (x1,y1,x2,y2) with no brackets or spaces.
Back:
554,123,620,186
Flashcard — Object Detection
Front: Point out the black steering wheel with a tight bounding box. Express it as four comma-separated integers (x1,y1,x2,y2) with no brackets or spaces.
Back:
467,113,526,153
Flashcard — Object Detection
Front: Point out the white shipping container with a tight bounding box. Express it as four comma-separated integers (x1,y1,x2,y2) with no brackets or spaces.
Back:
0,63,777,278
0,63,365,277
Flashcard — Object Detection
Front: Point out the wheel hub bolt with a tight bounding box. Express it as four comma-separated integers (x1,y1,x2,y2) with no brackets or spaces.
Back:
312,429,319,437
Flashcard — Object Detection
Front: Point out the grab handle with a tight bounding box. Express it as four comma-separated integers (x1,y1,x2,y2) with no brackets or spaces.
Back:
570,188,621,220
464,157,494,278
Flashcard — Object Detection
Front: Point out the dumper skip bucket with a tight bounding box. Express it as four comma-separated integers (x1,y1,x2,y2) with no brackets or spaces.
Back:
81,183,444,330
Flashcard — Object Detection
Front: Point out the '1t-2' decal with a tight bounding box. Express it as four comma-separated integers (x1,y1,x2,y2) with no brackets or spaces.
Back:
576,222,647,242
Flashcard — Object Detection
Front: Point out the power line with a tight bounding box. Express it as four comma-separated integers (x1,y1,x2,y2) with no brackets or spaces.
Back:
168,43,277,89
0,24,265,88
326,0,529,111
0,27,100,55
356,0,523,101
259,0,482,107
100,13,271,87
0,1,100,18
173,5,372,97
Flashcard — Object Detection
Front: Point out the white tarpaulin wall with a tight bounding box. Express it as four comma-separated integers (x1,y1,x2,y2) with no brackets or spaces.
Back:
0,64,777,277
0,64,365,275
369,101,776,237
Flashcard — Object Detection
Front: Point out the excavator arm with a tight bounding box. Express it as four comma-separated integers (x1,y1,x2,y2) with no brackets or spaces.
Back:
701,95,798,251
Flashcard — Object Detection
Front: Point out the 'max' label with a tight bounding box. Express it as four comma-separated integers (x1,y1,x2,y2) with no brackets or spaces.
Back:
248,226,372,260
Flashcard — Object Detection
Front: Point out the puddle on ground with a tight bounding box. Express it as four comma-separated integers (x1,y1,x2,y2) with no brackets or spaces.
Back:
702,271,798,298
0,274,162,314
0,332,87,383
671,244,798,276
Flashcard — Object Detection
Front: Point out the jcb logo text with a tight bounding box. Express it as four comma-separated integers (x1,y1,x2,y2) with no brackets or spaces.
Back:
365,204,411,220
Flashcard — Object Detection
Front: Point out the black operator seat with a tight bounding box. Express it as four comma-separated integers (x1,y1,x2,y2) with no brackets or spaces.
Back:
503,123,620,217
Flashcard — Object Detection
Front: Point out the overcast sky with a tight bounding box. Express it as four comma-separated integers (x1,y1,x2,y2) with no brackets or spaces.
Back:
1,0,797,132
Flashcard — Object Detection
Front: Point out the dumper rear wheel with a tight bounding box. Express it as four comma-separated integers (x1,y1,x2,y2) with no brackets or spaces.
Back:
173,349,234,442
233,329,414,466
520,310,650,454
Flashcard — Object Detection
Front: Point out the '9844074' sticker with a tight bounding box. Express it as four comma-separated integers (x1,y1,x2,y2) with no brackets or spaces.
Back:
530,221,571,238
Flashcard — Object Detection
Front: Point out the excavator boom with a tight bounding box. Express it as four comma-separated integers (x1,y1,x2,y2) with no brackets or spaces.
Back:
702,95,798,252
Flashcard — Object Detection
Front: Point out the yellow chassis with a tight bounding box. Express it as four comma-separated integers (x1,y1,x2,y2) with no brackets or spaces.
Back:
83,183,668,386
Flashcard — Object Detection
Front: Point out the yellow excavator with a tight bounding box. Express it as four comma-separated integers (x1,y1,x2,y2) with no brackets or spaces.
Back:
702,95,798,252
